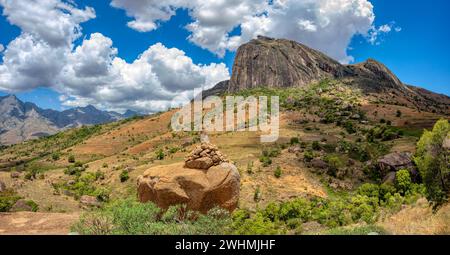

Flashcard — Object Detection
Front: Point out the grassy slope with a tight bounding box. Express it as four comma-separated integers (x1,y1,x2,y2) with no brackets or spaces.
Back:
0,80,448,233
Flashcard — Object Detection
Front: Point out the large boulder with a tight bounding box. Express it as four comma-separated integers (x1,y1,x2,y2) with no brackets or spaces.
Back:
137,162,240,213
377,152,419,181
377,152,414,172
10,200,33,212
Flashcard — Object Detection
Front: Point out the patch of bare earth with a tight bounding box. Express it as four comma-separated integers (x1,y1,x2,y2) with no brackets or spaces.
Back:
0,212,79,235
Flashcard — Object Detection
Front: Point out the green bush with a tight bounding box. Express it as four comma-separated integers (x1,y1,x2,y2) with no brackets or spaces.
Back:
343,121,356,134
120,171,129,182
231,211,283,235
303,150,314,162
290,137,300,145
274,166,282,178
25,200,39,212
64,165,86,176
24,166,40,180
259,156,272,167
58,172,109,202
68,155,76,163
0,189,21,212
324,154,345,177
262,147,281,158
414,119,450,206
52,153,60,161
395,169,412,195
155,149,165,160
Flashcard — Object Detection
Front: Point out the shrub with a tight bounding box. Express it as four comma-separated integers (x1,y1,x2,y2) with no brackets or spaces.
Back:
262,147,281,158
290,137,300,145
0,189,21,212
414,119,450,206
24,167,40,180
396,110,402,117
259,156,272,167
25,200,39,212
120,170,129,183
343,121,356,134
274,166,282,178
231,211,283,235
155,149,165,160
95,171,105,180
395,169,412,195
52,153,60,161
324,154,345,177
168,147,179,154
303,150,314,162
246,162,253,174
312,141,321,151
357,183,380,199
64,165,86,176
68,155,76,163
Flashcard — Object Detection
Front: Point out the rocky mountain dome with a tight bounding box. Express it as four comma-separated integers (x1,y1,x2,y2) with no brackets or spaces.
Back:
208,36,449,114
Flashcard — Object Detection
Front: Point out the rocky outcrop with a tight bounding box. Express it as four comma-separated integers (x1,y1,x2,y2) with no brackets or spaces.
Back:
378,152,414,172
10,200,34,212
228,36,352,92
200,36,449,115
202,80,229,98
227,36,412,93
185,142,229,169
137,143,240,213
377,152,419,181
79,195,102,208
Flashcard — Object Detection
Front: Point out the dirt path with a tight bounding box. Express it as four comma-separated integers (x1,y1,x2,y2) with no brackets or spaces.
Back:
0,212,80,235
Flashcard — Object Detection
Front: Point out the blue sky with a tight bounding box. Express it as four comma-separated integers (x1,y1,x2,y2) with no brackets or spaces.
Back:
0,0,448,112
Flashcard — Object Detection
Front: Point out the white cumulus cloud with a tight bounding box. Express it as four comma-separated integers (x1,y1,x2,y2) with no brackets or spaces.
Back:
0,0,230,113
111,0,391,63
58,34,230,113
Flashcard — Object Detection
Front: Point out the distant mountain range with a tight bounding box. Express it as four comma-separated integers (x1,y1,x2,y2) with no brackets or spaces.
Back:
0,95,141,145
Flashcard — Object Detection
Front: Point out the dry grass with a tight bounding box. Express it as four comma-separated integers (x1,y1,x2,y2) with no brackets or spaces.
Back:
378,198,450,235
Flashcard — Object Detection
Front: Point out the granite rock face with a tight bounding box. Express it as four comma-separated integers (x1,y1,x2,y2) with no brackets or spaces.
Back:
204,35,449,115
228,36,352,92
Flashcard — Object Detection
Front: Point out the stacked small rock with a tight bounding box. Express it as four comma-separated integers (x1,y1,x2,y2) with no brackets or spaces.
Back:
185,142,229,170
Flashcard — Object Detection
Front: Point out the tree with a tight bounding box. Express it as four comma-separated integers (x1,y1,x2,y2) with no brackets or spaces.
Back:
414,119,450,205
